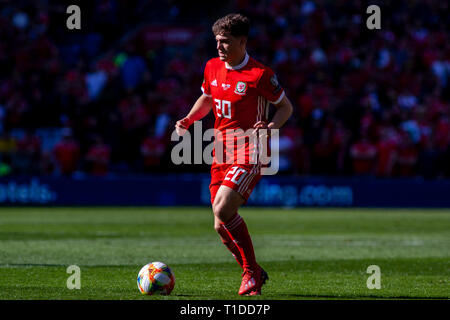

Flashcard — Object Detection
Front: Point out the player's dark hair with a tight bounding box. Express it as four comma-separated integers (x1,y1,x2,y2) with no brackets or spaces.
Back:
212,13,250,38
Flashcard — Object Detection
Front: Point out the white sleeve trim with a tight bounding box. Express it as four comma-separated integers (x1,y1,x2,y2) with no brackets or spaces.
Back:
201,86,212,97
269,90,285,105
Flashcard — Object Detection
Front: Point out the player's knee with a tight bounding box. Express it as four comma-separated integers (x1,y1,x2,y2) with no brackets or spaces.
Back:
213,221,222,233
212,201,223,219
212,201,230,222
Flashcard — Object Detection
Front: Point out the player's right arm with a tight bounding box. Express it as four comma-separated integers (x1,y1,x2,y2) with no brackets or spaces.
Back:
175,94,213,136
176,60,214,136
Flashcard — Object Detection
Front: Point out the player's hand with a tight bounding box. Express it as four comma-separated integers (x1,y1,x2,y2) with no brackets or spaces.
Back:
175,117,192,136
252,121,270,137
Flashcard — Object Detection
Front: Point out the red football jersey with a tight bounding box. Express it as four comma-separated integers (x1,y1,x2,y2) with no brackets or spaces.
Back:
201,52,285,165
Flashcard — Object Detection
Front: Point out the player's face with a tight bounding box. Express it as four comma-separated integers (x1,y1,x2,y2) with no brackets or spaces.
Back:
215,33,246,63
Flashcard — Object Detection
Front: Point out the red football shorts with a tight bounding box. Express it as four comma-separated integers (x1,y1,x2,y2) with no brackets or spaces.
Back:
209,163,262,205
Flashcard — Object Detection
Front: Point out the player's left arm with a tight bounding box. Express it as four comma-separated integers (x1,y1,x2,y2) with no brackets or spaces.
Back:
253,67,293,132
253,96,293,133
267,95,293,129
253,95,293,133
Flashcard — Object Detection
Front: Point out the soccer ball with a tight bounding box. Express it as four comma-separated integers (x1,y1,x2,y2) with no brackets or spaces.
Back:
137,261,175,295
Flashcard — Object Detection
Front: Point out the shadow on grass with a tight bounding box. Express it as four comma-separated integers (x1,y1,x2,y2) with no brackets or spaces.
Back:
273,293,448,300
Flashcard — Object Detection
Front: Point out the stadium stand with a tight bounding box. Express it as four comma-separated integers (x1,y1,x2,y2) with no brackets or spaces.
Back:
0,0,448,178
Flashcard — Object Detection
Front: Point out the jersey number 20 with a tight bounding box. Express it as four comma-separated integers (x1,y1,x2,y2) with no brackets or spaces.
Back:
214,99,231,119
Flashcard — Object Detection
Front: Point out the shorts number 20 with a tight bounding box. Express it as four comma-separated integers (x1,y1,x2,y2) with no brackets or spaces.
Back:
224,166,247,185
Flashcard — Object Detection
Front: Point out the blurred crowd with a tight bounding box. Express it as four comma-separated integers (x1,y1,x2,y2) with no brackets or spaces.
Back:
0,0,449,179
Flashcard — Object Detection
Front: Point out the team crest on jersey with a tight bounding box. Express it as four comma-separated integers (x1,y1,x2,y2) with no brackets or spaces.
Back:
235,81,247,95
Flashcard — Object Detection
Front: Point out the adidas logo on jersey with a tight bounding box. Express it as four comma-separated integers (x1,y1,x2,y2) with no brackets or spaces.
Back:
222,83,231,90
211,79,218,86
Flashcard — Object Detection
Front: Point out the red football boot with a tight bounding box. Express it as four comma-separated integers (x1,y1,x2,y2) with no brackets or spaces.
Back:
246,268,269,296
238,266,267,295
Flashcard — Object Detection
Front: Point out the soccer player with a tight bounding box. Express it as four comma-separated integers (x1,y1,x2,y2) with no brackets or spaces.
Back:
175,13,293,295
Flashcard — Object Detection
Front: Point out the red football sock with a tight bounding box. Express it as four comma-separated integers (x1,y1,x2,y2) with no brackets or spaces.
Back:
223,213,257,271
216,223,244,269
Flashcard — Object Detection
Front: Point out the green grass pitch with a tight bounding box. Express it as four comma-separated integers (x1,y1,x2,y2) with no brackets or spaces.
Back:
0,207,448,300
